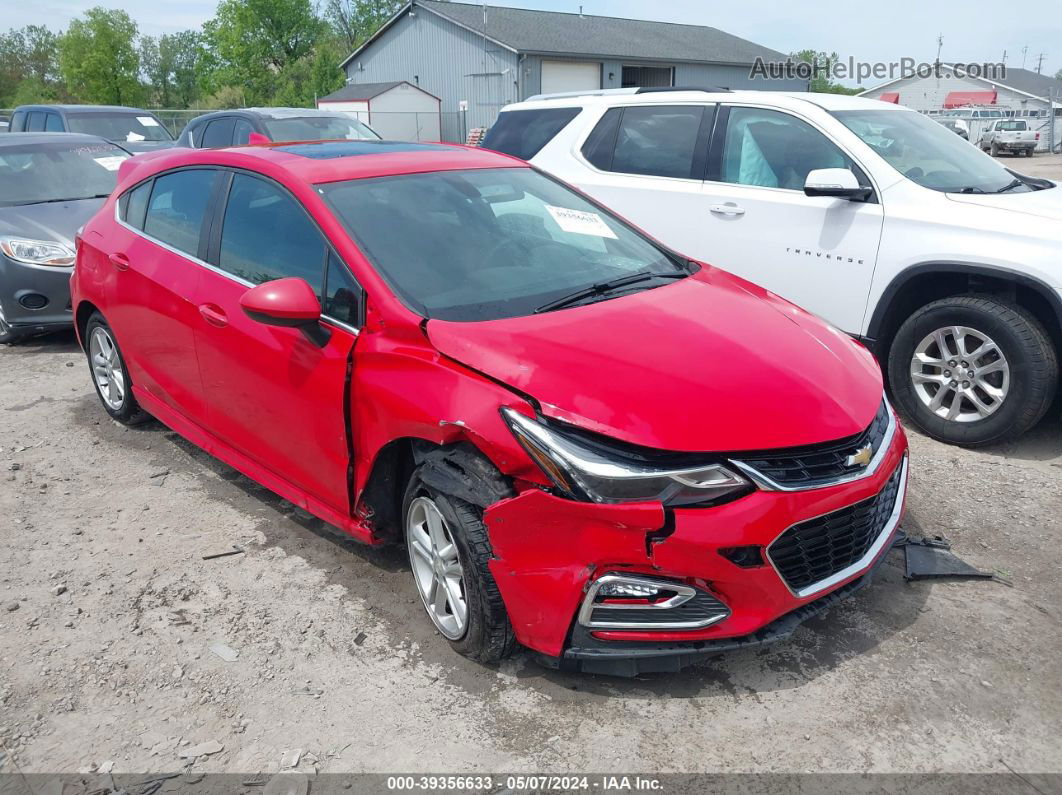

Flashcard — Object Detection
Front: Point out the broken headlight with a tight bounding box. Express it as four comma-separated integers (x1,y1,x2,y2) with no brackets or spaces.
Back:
501,407,752,507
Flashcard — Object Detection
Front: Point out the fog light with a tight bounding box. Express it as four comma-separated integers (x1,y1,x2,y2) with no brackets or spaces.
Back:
19,293,48,310
597,580,661,598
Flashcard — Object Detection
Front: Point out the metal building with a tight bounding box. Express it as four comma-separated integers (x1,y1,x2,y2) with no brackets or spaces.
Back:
859,64,1062,152
340,0,808,142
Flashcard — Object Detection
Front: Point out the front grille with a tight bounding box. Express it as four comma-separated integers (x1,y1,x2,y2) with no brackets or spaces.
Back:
588,589,729,627
734,401,890,487
768,462,904,593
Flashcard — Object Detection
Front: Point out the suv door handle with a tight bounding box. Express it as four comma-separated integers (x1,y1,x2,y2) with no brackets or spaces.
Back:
198,303,228,328
709,203,746,217
109,252,130,271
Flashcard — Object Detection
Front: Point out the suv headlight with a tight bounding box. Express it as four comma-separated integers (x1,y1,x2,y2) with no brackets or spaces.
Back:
502,407,752,507
0,237,75,267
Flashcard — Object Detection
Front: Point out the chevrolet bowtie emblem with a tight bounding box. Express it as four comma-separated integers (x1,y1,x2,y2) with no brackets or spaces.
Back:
846,445,874,468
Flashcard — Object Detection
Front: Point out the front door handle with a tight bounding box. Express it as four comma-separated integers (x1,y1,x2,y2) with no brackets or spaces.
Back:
198,303,228,328
709,203,746,217
109,252,130,271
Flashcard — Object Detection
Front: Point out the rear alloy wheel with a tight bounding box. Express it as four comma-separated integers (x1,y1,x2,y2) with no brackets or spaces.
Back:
84,312,150,425
889,296,1057,446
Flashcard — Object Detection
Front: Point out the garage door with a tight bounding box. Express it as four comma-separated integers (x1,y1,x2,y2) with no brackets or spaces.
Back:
541,60,601,94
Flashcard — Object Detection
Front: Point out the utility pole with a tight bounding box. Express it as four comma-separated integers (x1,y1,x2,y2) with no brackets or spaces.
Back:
1021,45,1029,69
1001,49,1007,65
935,34,943,63
1035,53,1046,74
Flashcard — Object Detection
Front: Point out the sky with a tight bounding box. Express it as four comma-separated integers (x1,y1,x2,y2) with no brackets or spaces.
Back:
9,0,1061,86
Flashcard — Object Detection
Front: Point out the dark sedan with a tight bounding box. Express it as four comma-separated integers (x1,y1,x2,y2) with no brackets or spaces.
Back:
176,107,380,148
0,133,129,343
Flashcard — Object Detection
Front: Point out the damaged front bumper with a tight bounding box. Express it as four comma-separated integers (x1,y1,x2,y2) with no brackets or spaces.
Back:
483,434,908,674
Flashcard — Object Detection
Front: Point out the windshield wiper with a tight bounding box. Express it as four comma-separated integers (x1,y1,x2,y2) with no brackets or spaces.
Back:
534,270,686,314
17,194,111,206
956,186,986,194
994,178,1025,193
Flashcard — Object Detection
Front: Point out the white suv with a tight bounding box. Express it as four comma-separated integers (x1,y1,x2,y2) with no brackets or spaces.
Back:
484,89,1062,446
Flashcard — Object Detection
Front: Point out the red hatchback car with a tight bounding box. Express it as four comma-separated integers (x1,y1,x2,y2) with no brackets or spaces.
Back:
72,140,908,675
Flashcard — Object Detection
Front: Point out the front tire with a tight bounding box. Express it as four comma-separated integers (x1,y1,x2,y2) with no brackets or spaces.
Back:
84,312,150,425
402,467,516,663
888,295,1057,446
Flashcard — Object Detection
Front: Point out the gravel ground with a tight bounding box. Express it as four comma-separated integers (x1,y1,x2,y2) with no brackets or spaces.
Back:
1,331,1060,776
994,150,1062,179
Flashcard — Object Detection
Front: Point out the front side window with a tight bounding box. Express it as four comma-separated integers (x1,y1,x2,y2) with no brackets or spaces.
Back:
482,107,581,160
261,115,379,143
0,140,128,207
143,169,217,256
218,174,326,291
833,109,1035,193
321,167,687,322
721,107,854,190
44,113,63,132
66,112,173,143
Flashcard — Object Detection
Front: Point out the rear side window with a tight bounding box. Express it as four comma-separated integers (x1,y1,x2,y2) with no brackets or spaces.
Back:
143,169,217,257
610,106,705,179
218,173,326,290
233,119,254,145
119,181,153,230
201,118,235,148
482,107,580,160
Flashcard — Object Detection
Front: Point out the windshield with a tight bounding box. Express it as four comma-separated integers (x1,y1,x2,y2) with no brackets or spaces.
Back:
321,168,686,321
66,112,173,142
263,116,380,142
833,109,1033,193
0,141,128,206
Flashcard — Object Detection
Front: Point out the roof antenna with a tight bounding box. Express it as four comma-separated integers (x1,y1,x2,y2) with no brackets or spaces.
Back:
579,5,584,17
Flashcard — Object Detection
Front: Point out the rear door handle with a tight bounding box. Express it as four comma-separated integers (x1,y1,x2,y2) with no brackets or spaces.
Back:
709,203,746,217
198,303,228,328
109,252,130,271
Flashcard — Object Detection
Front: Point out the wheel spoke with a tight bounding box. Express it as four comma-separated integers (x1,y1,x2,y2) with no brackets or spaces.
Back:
928,384,951,411
974,359,1005,378
965,389,993,417
951,326,968,358
425,506,448,550
911,371,946,384
946,392,963,420
409,536,432,564
432,577,449,615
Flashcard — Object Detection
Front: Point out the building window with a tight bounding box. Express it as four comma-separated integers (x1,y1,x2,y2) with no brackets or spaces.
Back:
621,65,674,88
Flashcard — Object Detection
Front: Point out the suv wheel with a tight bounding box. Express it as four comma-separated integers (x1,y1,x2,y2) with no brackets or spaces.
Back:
889,295,1057,446
84,312,150,425
402,467,516,663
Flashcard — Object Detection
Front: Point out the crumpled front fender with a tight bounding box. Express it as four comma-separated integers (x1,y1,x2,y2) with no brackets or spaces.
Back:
483,489,664,656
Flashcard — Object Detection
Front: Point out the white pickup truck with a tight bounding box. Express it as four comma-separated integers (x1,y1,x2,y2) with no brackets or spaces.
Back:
979,119,1039,157
485,89,1062,446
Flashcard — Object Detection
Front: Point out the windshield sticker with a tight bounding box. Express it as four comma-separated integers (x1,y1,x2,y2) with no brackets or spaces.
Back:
137,116,160,126
93,156,125,171
545,205,617,239
126,132,146,142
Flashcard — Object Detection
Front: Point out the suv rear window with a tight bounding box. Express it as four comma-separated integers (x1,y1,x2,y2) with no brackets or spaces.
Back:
482,107,580,160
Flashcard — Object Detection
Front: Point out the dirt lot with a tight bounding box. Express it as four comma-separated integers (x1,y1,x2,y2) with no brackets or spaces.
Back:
1,331,1061,777
994,150,1062,180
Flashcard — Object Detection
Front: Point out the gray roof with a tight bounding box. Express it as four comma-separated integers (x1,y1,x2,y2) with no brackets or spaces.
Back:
375,1,786,65
318,81,438,102
984,67,1062,100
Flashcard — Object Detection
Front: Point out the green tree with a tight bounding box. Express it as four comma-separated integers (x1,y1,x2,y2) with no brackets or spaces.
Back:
325,0,402,51
140,31,208,107
790,50,862,95
204,0,321,103
271,36,347,106
1055,68,1062,82
59,8,143,104
1,25,61,105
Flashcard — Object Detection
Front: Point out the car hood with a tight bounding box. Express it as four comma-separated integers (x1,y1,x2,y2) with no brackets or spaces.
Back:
945,184,1062,222
427,268,883,452
0,198,106,250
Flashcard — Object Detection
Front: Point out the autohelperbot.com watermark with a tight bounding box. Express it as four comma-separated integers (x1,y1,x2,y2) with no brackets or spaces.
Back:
751,57,1006,84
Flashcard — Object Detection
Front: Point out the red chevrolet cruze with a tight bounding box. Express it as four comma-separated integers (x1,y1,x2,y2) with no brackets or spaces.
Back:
72,140,908,675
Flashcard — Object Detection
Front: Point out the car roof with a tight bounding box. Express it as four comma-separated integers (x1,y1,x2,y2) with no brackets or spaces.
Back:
0,132,116,147
505,89,911,114
119,140,524,186
14,104,157,114
189,107,366,124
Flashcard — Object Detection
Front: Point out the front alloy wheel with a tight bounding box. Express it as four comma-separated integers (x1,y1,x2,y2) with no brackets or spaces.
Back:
89,326,127,411
909,325,1010,422
889,295,1057,446
406,496,468,640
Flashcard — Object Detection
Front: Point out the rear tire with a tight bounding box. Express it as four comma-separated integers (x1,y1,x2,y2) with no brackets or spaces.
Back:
990,142,1000,157
1026,148,1035,158
888,295,1057,446
402,466,516,663
84,312,150,425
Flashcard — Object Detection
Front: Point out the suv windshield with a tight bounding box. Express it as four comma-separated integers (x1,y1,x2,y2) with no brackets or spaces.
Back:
833,109,1034,194
321,168,687,321
0,140,127,206
66,112,173,142
263,116,380,142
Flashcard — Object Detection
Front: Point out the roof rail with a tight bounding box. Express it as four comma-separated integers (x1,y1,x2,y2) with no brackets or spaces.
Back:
635,86,732,94
523,86,732,102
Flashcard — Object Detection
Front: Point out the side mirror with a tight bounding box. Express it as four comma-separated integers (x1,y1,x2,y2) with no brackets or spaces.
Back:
247,132,271,146
239,277,331,347
804,168,872,201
